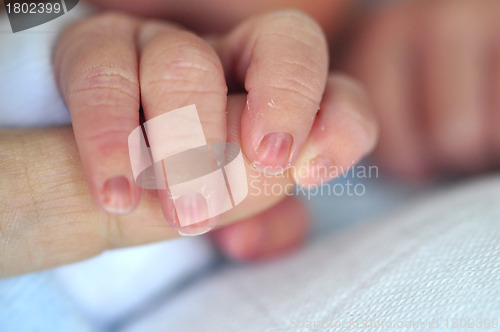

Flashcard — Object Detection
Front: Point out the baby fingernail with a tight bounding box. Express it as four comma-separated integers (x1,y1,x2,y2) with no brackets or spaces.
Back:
174,193,213,236
254,132,293,174
101,176,133,215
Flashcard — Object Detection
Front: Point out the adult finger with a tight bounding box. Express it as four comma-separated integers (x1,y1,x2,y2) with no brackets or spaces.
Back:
210,195,309,261
490,19,500,166
0,96,295,277
346,5,432,179
418,3,489,172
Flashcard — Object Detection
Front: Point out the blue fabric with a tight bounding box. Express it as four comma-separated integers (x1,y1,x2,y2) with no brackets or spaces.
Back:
0,272,94,332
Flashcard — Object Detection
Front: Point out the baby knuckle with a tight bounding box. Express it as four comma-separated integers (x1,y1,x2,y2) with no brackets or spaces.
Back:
165,47,220,77
84,127,131,155
270,75,322,106
70,63,139,103
144,39,223,91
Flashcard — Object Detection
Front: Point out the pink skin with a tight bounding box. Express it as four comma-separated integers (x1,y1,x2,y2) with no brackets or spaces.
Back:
210,195,309,261
344,0,500,179
213,11,329,174
84,0,347,36
3,0,500,276
1,87,376,276
54,10,377,259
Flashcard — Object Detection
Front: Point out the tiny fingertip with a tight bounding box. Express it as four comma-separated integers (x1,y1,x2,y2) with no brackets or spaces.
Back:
100,176,137,215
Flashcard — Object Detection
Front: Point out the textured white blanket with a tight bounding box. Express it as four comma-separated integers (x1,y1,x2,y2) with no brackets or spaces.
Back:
122,175,500,332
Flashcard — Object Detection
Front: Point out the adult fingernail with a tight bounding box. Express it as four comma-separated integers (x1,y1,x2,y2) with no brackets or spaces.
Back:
253,132,293,174
101,176,133,215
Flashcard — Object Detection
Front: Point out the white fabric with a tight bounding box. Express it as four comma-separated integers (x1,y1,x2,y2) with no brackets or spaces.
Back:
123,175,500,332
52,237,217,327
0,5,92,127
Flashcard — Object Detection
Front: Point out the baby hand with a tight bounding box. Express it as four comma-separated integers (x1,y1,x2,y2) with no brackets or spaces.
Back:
54,10,376,244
